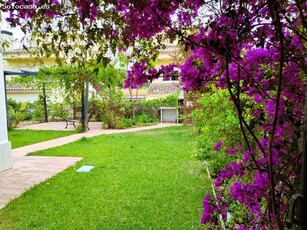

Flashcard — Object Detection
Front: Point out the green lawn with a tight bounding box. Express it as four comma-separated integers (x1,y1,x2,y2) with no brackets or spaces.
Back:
8,129,76,149
0,126,210,229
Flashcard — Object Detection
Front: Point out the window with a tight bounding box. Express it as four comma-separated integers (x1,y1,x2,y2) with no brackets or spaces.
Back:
163,70,179,81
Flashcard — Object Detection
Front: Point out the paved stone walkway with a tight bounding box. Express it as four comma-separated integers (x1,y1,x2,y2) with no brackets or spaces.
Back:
0,122,180,209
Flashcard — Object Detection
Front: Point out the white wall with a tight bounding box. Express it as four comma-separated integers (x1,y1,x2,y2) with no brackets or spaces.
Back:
7,91,56,103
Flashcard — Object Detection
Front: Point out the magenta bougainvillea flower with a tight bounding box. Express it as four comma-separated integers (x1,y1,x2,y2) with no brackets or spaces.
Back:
213,141,223,151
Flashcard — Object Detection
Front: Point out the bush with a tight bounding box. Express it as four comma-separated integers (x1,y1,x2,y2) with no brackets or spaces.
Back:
190,86,243,176
88,98,104,121
48,102,69,120
23,103,34,121
97,88,127,128
118,118,133,128
7,98,29,128
7,112,17,129
31,95,47,122
135,114,153,125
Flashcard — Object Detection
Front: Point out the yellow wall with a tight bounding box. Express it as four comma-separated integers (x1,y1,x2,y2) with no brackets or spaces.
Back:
3,50,58,102
3,51,57,79
3,45,182,102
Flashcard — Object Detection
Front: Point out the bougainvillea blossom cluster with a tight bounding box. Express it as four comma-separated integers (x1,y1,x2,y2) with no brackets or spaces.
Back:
124,61,178,88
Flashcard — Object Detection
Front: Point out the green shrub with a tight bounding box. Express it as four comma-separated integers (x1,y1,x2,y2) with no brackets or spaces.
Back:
190,86,242,176
7,98,29,128
31,95,47,122
75,124,83,133
88,98,104,121
49,102,69,120
118,118,133,128
97,88,127,128
102,110,121,128
225,201,250,228
160,94,178,107
7,98,20,111
135,114,153,125
7,112,17,129
23,103,34,120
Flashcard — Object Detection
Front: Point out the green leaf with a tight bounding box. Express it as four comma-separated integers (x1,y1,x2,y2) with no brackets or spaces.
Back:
102,57,111,67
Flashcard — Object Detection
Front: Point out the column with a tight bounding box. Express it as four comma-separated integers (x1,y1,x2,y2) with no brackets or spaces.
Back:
0,33,12,172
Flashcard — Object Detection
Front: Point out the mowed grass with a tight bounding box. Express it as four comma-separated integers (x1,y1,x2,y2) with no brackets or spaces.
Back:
0,126,210,229
8,129,76,149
